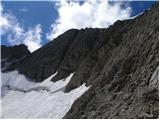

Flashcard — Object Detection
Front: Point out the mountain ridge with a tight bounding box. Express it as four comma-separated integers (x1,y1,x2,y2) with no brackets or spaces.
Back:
1,3,159,119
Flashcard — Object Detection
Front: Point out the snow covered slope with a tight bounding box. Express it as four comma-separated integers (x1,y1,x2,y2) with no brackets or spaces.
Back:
1,71,89,118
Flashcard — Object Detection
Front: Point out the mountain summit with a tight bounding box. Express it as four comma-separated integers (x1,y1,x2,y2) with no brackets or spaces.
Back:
1,3,159,119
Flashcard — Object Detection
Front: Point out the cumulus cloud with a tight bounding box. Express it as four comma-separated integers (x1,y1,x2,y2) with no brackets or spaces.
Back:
46,0,132,40
21,7,28,13
23,25,42,52
0,3,42,52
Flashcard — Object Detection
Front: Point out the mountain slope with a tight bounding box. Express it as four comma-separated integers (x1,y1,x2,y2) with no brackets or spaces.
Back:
1,44,30,71
64,3,159,118
1,3,159,119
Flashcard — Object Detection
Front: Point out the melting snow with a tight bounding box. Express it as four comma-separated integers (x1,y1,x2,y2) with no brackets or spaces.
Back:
1,71,89,118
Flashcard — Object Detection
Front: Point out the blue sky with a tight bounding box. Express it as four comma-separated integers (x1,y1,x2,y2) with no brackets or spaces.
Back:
1,1,58,46
0,1,158,52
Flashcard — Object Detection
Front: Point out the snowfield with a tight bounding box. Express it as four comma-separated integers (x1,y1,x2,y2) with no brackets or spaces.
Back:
1,71,89,118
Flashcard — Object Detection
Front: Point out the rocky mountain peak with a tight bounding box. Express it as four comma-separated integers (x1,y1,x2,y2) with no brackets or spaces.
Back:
1,3,159,119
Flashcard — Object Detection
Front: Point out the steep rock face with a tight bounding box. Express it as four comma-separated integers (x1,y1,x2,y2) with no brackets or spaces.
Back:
1,44,31,71
1,3,159,119
1,44,30,60
4,29,79,81
64,3,159,118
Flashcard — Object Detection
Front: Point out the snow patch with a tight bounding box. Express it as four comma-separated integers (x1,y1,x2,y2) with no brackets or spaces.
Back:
1,71,89,118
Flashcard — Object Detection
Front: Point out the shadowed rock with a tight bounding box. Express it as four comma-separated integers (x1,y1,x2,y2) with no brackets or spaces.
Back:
1,3,159,119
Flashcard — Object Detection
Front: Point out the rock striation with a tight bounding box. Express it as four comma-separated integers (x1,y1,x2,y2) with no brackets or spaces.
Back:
1,44,30,71
1,3,159,119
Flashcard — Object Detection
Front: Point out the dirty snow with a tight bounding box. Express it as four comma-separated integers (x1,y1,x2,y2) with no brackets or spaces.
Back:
1,71,89,118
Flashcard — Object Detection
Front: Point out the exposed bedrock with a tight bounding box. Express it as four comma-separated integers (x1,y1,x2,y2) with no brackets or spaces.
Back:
1,3,159,119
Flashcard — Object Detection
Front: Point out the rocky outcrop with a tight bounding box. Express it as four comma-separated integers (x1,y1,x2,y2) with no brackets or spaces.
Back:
1,44,30,59
1,3,159,119
64,3,159,119
1,44,31,71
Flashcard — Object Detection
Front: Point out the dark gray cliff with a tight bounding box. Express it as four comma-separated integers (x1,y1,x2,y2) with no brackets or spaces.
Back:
1,44,31,71
1,3,159,119
64,3,159,119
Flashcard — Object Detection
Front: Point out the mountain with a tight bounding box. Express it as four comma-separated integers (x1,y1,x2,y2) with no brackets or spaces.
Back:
1,3,159,119
1,44,31,71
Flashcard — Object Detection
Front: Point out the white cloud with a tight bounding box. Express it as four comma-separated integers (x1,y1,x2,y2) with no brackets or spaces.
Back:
46,0,132,40
0,3,42,52
23,24,42,52
21,8,28,13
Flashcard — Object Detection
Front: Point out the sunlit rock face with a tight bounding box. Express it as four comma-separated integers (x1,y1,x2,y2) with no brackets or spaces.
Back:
1,3,159,119
63,3,159,119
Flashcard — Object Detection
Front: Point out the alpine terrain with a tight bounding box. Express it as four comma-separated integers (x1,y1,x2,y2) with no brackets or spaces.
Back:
1,3,159,119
